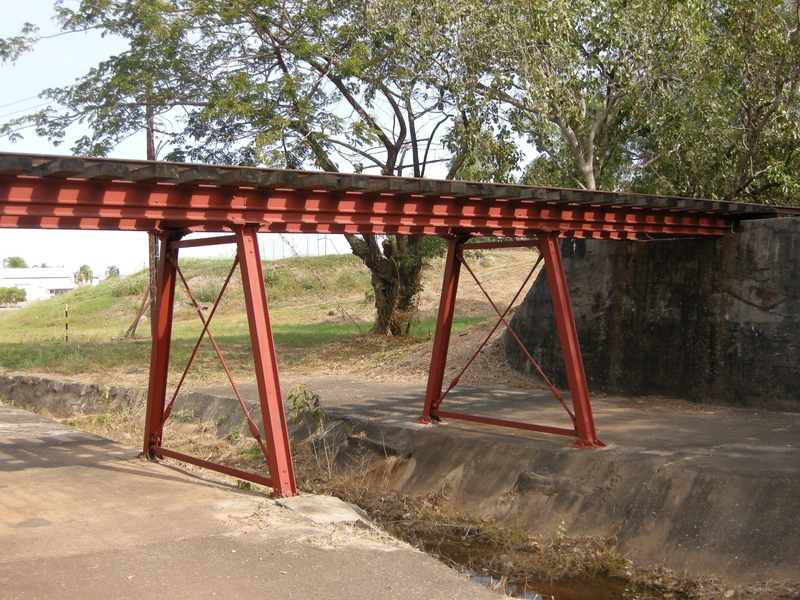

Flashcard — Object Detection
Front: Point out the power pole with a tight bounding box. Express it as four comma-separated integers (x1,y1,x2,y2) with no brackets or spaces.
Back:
146,99,158,339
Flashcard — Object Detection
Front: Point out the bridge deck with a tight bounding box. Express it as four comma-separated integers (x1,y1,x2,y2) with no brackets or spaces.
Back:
2,152,795,239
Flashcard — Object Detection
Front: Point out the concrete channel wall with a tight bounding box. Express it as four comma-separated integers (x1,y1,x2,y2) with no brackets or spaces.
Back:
0,374,146,416
504,217,800,410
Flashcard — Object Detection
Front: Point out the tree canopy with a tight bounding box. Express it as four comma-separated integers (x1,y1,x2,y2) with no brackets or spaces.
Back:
3,257,28,269
73,264,93,286
0,287,26,306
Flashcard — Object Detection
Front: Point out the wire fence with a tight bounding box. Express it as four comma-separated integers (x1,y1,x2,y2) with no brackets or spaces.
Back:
136,234,352,271
259,233,350,261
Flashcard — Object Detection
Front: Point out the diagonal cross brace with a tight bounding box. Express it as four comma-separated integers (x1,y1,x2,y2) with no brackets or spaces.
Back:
417,235,604,448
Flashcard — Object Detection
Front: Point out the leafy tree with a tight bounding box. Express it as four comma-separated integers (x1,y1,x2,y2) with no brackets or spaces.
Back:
6,0,800,335
74,264,93,286
414,0,709,191
0,287,26,305
105,265,120,278
406,0,800,205
630,0,800,203
3,256,28,268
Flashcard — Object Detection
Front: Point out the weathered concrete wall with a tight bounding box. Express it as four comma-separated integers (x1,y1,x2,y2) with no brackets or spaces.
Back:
343,414,800,584
0,373,146,416
504,218,800,409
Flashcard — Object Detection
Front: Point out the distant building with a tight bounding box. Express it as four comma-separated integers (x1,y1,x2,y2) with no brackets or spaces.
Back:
0,267,77,302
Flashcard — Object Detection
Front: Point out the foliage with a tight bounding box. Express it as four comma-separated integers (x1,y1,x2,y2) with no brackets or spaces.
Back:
107,272,149,297
0,287,26,305
629,0,800,203
73,264,93,286
104,265,120,278
0,0,529,336
3,257,28,269
286,383,326,433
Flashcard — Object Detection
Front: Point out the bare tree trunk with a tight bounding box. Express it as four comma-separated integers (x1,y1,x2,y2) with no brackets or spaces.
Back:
344,234,428,336
124,99,159,339
345,234,400,335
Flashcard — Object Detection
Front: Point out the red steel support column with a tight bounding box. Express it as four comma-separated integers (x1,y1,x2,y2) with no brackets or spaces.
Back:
416,237,465,424
539,233,604,448
236,226,297,497
142,231,181,457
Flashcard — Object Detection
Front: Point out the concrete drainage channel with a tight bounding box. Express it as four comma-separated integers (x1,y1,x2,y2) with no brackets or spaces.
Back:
1,373,799,599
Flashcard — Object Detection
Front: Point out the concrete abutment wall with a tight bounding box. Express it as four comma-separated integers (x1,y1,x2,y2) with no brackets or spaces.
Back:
504,217,800,409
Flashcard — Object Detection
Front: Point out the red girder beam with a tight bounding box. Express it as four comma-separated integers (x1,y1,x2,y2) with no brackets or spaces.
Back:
0,206,731,236
143,231,182,456
539,233,604,448
0,177,733,237
0,188,731,227
0,214,726,240
434,411,578,438
152,447,274,488
236,226,297,498
417,237,466,423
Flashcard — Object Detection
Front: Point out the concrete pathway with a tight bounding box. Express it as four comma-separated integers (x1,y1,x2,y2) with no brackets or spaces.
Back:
0,405,500,600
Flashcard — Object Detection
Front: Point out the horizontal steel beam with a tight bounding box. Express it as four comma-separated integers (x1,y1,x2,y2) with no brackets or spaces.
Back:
152,446,274,488
434,410,578,437
0,176,736,238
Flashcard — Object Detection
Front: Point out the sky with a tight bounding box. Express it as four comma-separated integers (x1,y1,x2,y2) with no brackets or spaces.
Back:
0,1,349,276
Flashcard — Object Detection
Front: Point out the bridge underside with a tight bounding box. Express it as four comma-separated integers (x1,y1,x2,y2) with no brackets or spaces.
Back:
1,152,794,497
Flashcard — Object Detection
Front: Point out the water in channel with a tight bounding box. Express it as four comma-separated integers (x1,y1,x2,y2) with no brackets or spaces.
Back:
416,532,631,600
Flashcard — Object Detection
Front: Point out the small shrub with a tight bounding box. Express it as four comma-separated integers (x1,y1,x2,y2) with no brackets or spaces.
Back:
286,383,326,433
108,274,149,298
193,281,223,304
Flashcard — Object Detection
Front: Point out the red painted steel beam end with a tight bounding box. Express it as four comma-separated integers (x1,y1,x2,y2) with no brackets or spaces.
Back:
569,438,607,449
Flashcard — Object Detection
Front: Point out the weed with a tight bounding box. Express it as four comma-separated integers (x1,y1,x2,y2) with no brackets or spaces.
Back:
193,281,223,304
556,519,567,540
99,385,112,409
226,426,243,442
108,273,149,298
243,442,265,461
286,383,326,433
216,411,231,427
173,408,198,421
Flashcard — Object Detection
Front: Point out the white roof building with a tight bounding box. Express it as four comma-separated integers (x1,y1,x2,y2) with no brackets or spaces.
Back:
0,268,77,302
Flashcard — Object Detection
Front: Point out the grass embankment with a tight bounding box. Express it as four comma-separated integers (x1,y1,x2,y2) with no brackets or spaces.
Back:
0,251,508,386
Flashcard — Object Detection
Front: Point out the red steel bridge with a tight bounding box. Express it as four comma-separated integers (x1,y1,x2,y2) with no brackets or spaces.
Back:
2,152,796,497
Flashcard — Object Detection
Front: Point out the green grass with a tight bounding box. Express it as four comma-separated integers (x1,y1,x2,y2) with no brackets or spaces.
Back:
0,252,493,376
0,316,486,375
0,339,151,373
409,316,487,337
